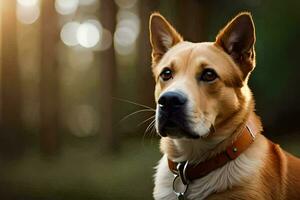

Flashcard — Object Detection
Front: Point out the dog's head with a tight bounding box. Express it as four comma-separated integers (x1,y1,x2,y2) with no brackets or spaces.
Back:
149,12,256,139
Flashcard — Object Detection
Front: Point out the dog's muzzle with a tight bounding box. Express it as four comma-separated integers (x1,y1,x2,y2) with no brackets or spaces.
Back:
157,91,199,139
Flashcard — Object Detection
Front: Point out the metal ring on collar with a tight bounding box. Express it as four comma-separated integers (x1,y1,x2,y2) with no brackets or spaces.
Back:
172,174,189,199
176,161,189,185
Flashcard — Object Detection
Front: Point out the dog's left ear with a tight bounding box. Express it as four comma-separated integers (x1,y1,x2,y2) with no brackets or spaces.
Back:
215,12,256,79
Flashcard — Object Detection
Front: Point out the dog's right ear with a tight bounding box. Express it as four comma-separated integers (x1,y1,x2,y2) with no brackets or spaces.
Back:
149,13,183,64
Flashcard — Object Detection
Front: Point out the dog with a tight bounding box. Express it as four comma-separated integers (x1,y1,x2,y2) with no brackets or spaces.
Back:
149,12,300,200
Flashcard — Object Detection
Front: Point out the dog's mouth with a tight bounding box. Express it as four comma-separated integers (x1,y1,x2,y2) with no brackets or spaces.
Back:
157,112,200,139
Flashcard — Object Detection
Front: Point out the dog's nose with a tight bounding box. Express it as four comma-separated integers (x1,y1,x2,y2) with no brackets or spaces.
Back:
158,91,187,111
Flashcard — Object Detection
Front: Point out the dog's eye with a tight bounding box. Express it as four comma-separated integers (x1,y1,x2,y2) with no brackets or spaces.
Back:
160,68,173,81
200,69,218,82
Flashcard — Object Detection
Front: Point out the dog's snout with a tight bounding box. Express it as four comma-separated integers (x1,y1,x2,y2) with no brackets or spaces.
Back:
158,91,187,110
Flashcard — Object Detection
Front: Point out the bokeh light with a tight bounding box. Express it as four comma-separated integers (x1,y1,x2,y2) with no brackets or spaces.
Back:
79,0,98,6
55,0,79,15
84,19,102,32
114,26,136,47
116,10,140,32
17,0,39,7
93,29,112,51
17,4,40,24
114,40,135,55
60,21,80,46
114,0,137,9
76,22,101,48
114,10,140,55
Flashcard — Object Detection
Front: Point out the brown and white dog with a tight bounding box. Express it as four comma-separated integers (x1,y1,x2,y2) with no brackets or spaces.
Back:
149,12,300,200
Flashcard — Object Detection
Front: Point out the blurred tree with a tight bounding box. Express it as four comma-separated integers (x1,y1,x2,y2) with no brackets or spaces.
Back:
0,0,24,158
40,0,60,154
99,0,118,153
136,0,159,108
176,0,211,42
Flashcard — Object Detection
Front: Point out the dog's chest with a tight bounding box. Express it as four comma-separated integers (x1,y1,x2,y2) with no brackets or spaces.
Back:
153,154,262,200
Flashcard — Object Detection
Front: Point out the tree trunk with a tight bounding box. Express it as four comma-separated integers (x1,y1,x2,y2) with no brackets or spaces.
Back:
136,0,159,108
0,0,24,158
176,0,210,42
40,0,60,155
99,0,118,153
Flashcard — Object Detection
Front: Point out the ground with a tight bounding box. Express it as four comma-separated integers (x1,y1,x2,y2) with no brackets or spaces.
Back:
0,132,299,200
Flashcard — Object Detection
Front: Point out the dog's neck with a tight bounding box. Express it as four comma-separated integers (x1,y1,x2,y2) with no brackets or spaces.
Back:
160,97,262,164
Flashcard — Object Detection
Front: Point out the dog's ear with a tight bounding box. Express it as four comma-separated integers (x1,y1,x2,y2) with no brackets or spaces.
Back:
149,13,183,64
215,12,256,79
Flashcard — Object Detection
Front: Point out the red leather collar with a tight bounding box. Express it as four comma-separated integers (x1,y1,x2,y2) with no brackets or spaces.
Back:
168,122,256,183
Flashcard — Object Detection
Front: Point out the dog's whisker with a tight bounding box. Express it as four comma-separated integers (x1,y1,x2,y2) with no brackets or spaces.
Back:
151,123,157,138
150,123,157,136
145,119,156,134
149,124,155,137
144,120,156,139
149,124,156,144
137,115,156,127
142,119,156,143
113,97,155,110
118,108,155,124
151,122,159,144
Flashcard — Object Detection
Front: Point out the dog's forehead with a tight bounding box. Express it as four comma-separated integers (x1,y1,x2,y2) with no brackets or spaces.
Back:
157,42,238,74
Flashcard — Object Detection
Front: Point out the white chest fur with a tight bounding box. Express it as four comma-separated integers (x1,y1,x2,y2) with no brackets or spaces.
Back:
153,137,267,200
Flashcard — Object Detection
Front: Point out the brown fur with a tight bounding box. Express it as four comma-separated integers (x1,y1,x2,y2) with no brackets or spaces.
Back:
150,12,300,199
